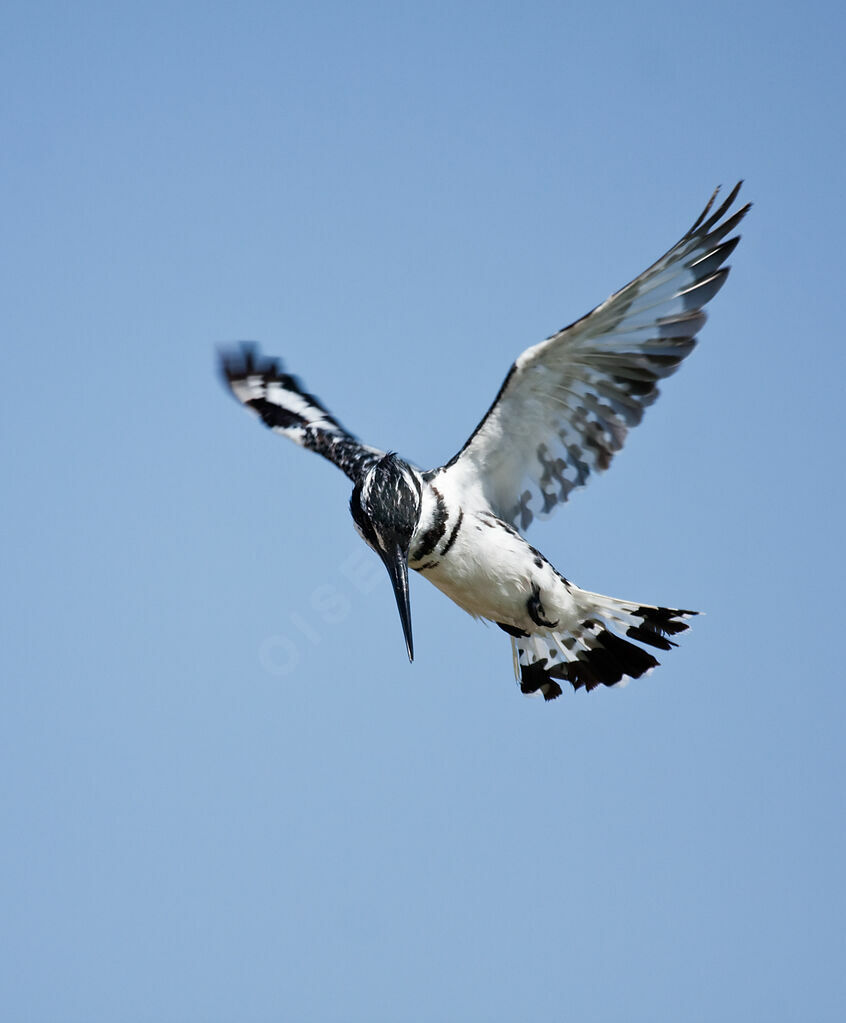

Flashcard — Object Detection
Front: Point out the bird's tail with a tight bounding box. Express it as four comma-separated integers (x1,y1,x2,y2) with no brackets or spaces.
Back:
510,591,697,701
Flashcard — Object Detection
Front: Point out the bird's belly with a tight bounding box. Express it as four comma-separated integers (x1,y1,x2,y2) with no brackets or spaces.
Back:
414,515,557,626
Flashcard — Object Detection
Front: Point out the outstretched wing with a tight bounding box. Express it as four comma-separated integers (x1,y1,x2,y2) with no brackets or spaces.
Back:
434,184,750,530
219,344,384,481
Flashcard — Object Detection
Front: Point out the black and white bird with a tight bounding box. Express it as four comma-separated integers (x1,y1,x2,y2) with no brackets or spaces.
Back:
220,184,749,701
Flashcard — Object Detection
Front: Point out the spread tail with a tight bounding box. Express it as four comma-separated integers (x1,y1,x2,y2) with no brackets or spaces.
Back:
510,592,697,701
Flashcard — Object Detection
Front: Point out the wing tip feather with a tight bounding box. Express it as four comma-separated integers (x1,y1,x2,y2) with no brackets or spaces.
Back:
688,181,749,235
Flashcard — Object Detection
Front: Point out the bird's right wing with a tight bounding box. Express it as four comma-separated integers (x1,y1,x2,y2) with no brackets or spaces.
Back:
433,184,750,530
219,345,384,482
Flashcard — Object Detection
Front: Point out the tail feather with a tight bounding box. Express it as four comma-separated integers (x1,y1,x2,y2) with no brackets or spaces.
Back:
512,594,697,701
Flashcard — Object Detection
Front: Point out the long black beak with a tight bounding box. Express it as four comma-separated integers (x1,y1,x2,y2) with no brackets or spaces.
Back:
381,544,414,662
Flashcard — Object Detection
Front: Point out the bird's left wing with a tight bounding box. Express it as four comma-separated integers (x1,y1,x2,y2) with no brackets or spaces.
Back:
434,183,750,530
220,344,384,481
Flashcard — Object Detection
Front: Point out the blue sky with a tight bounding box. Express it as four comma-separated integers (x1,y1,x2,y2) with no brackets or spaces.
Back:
2,2,844,1021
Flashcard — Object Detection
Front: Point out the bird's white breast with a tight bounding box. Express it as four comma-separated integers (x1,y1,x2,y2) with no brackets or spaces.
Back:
410,475,572,628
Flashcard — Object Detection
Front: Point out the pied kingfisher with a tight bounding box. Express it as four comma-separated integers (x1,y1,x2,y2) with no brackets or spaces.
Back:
220,184,749,701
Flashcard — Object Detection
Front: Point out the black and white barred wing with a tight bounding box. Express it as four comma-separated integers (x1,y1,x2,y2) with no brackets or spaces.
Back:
438,184,750,530
220,345,384,481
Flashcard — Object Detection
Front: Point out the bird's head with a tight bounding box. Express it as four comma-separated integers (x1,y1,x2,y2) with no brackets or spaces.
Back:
349,453,422,662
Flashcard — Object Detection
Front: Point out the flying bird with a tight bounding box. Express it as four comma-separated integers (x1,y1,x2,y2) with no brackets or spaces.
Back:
220,184,749,700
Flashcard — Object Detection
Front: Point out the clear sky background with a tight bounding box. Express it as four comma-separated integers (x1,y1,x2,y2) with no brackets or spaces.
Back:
2,2,844,1021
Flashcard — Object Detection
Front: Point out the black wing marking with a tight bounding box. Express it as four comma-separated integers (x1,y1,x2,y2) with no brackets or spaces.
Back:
219,344,383,482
